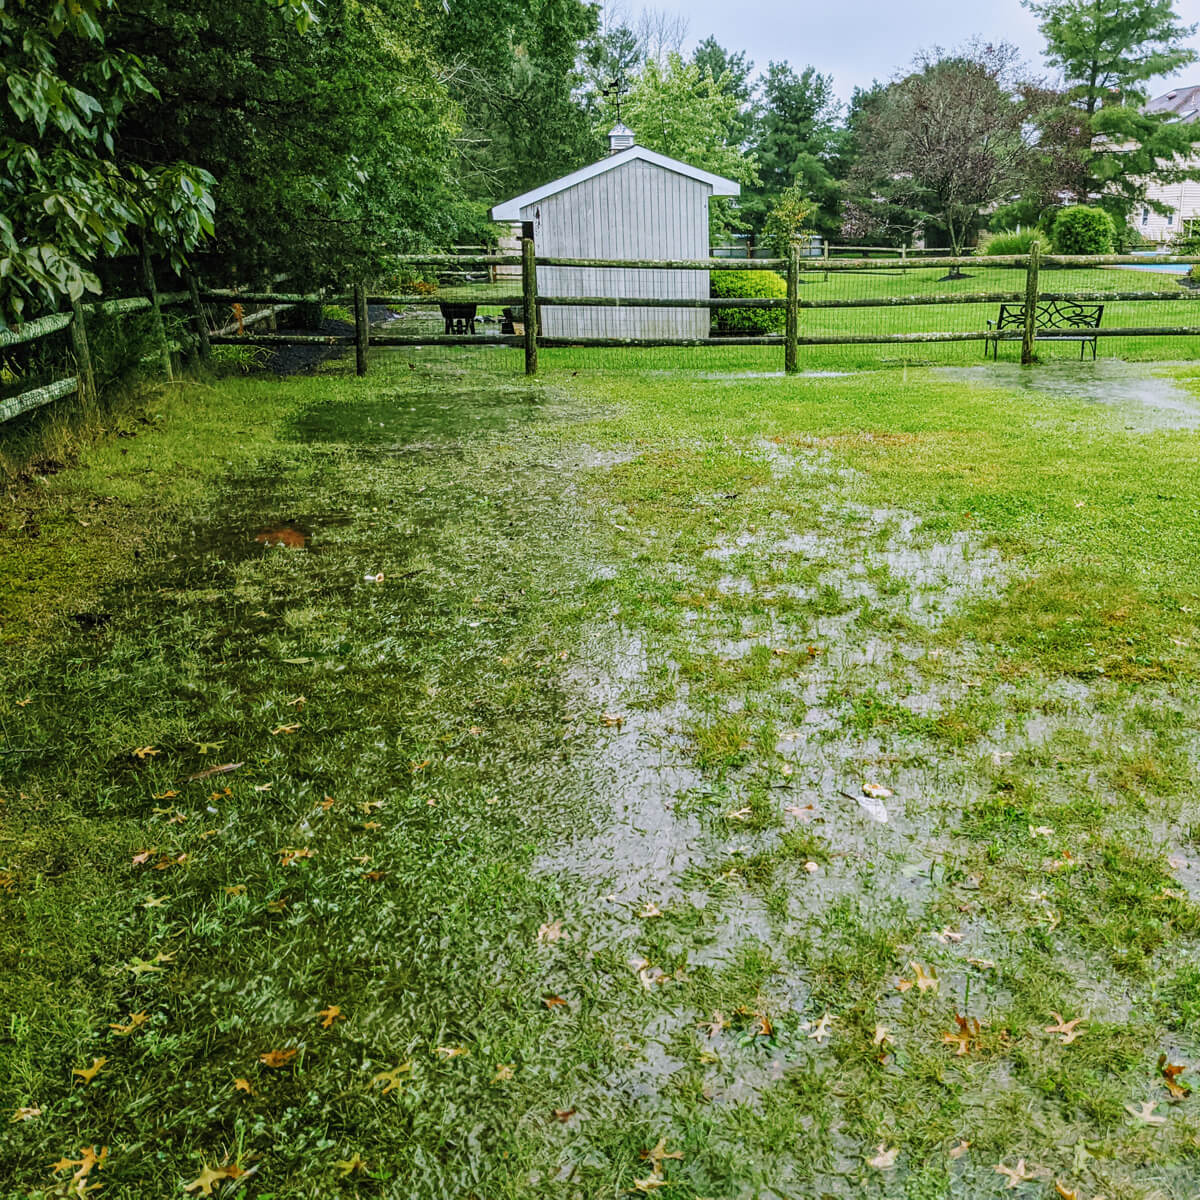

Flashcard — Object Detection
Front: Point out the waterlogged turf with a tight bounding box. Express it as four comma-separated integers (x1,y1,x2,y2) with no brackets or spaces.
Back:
1,346,1199,1199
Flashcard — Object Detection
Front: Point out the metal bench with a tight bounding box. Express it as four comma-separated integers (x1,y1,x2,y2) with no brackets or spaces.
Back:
985,301,1103,360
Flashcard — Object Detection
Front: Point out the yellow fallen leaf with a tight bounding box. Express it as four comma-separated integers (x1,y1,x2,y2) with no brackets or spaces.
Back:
335,1154,368,1176
184,1163,244,1195
233,1078,253,1094
317,1005,344,1029
108,1011,148,1036
10,1106,41,1122
71,1057,107,1085
132,746,159,759
910,961,939,992
259,1048,297,1068
270,723,301,735
370,1062,411,1094
434,1045,468,1059
493,1064,515,1082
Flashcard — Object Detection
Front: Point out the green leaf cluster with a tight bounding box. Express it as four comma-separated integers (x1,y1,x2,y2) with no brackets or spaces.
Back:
710,269,786,334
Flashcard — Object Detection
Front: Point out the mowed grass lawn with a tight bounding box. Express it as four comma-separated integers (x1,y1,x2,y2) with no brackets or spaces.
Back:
2,339,1200,1199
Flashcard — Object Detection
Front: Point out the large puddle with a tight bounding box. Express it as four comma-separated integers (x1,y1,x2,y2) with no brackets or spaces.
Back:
935,359,1200,429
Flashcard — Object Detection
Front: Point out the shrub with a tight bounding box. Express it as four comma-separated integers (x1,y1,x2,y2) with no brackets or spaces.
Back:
762,184,815,258
711,269,786,334
1051,205,1115,255
977,228,1051,256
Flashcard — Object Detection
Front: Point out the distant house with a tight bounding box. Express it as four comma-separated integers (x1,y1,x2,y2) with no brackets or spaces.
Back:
491,126,740,339
1137,86,1200,244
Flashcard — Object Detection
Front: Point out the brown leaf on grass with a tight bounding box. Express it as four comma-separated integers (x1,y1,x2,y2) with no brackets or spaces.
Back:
233,1078,253,1094
270,723,301,736
362,870,388,882
600,712,625,727
784,804,815,822
640,1137,684,1172
632,1177,671,1193
279,848,314,867
552,1107,576,1122
108,1011,148,1036
71,1058,107,1085
131,849,155,867
1044,1013,1085,1045
259,1048,297,1069
943,1014,981,1057
1159,1055,1191,1099
266,897,288,913
10,1106,41,1122
543,994,568,1009
184,1163,244,1196
872,1024,892,1047
994,1159,1037,1188
15,696,31,707
317,1005,344,1029
910,961,939,992
49,1145,107,1185
698,1011,727,1038
370,1063,411,1095
1055,1183,1081,1200
948,1139,971,1160
186,762,243,782
867,1144,898,1169
537,920,565,943
335,1154,368,1177
804,1012,833,1043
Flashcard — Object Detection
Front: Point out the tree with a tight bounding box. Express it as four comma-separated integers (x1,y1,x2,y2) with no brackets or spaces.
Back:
1024,0,1200,229
619,52,760,236
846,43,1041,265
437,0,600,203
746,62,843,239
112,0,462,285
690,37,757,143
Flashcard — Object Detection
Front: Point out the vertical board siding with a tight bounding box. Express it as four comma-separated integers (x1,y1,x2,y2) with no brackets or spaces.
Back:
521,159,710,338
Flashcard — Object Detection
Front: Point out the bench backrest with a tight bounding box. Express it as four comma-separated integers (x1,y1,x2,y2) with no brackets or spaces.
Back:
996,301,1104,330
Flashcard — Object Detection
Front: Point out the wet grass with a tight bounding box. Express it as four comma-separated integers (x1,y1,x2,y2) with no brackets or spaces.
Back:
2,344,1200,1198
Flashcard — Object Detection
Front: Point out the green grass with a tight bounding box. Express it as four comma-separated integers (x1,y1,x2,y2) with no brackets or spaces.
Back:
2,342,1200,1198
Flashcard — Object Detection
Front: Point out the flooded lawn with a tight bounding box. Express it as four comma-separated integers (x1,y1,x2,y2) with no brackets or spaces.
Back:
1,351,1199,1198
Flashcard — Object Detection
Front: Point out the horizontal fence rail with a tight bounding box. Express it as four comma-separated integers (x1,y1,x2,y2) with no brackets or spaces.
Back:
7,244,1200,413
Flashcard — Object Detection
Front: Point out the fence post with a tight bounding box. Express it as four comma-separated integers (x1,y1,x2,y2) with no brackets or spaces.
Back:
354,281,369,376
521,221,538,376
785,241,800,374
1022,242,1040,366
69,299,96,402
184,270,212,363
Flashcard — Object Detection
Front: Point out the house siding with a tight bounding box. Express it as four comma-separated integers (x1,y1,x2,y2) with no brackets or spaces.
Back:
518,158,711,338
1138,172,1200,244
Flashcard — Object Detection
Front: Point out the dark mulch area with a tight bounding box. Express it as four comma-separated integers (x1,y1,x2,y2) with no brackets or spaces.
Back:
261,305,400,376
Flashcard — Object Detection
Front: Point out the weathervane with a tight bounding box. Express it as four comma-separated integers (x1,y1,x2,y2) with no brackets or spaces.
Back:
602,75,627,123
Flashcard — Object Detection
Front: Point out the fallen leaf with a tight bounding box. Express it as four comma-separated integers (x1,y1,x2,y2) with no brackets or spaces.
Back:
542,994,568,1009
10,1106,41,1122
152,790,179,800
184,1163,244,1195
49,1145,108,1186
71,1057,107,1085
317,1005,344,1029
537,919,565,943
867,1144,898,1169
186,762,243,782
132,746,159,759
1159,1054,1190,1099
862,782,892,799
370,1063,411,1094
266,897,288,913
233,1078,253,1094
967,957,995,969
335,1154,368,1177
699,1011,727,1038
1044,1013,1085,1045
224,884,247,897
1125,1098,1166,1125
600,712,625,727
434,1045,468,1058
995,1159,1037,1188
633,1178,671,1193
949,1139,971,1160
910,961,940,992
253,783,272,793
639,901,663,918
259,1048,297,1069
805,1012,833,1043
552,1107,576,1122
872,1024,892,1047
287,695,306,707
270,723,301,735
726,806,753,821
641,1137,684,1172
784,804,815,822
943,1013,981,1057
1055,1183,1081,1200
932,927,964,944
362,870,388,881
493,1064,515,1082
15,696,31,706
279,847,314,867
108,1011,148,1036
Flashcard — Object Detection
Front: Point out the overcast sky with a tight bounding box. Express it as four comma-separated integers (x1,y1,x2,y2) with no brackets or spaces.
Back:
642,0,1200,106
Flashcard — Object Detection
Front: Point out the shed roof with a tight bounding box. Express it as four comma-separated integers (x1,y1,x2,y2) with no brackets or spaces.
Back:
490,145,740,220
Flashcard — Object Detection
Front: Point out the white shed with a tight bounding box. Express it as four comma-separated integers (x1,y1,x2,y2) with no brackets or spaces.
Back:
491,129,741,339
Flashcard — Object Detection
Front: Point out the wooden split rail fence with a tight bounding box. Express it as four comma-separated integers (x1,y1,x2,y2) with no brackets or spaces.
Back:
7,242,1200,424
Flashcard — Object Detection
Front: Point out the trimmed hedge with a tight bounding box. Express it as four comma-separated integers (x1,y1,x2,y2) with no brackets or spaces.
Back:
710,269,786,334
1051,206,1114,255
